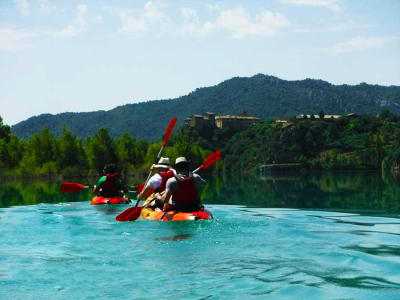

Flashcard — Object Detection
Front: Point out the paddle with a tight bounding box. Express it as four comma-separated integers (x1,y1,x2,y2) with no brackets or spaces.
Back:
61,182,92,193
116,118,177,222
193,150,221,173
116,150,221,222
136,117,177,206
60,182,139,193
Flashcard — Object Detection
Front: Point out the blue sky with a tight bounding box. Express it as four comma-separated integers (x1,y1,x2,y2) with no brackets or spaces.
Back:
1,0,399,125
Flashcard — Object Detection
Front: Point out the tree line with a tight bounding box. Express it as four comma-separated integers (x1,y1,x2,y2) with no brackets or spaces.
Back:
1,110,400,179
0,115,213,179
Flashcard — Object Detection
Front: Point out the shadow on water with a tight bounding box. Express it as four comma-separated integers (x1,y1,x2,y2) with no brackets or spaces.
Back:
156,234,193,242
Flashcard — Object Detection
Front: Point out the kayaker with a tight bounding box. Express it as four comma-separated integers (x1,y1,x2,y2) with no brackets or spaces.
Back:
93,164,128,198
137,157,174,209
155,157,205,212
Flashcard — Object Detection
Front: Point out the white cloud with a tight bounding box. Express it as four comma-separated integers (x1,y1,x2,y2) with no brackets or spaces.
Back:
177,8,214,36
0,26,37,50
14,0,57,15
0,4,89,50
14,0,31,16
178,7,289,38
323,36,397,54
54,4,88,38
95,15,104,24
115,1,172,36
295,21,373,34
281,0,343,12
37,0,57,13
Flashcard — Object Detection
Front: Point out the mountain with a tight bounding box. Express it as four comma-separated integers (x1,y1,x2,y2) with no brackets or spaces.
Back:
11,74,400,141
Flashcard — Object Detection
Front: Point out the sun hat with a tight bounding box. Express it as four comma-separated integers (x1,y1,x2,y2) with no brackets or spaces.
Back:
175,157,188,165
154,157,171,169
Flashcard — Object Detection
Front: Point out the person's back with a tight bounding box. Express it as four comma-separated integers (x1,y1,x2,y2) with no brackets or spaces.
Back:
94,164,127,198
164,157,205,212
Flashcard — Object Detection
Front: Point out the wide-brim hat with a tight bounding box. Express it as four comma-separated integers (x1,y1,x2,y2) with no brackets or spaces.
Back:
154,157,171,169
175,157,188,165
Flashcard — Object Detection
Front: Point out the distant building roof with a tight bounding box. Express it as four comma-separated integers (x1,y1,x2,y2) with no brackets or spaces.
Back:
215,115,260,120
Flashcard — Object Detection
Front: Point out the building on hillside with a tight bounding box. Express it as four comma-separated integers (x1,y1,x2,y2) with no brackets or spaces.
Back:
296,113,357,120
274,118,292,127
185,112,260,132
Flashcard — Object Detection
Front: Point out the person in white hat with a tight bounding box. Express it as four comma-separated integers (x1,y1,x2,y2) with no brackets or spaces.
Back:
137,157,174,206
155,157,206,212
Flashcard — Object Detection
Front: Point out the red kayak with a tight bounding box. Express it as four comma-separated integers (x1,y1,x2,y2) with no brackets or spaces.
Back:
90,196,130,205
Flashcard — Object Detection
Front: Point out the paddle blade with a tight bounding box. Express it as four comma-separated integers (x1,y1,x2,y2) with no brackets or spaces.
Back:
162,117,177,146
116,206,144,222
61,182,87,193
201,155,221,170
203,150,221,166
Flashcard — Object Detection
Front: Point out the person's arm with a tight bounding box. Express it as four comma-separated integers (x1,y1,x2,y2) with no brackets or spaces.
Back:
93,177,104,193
137,174,161,200
155,188,172,211
156,177,176,211
193,174,206,188
138,185,155,200
117,177,128,193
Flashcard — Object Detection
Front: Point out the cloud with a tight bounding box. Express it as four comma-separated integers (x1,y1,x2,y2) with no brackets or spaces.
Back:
322,36,397,54
14,0,57,16
14,0,30,16
54,4,88,38
177,8,214,36
115,1,172,36
281,0,343,12
178,7,290,38
37,0,57,13
0,26,37,50
295,21,373,34
0,4,89,50
95,15,104,24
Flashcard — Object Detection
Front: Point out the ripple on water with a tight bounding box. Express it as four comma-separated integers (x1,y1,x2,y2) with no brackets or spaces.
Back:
1,204,400,299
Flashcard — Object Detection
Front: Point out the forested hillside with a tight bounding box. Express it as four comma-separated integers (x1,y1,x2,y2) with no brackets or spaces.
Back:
12,74,400,141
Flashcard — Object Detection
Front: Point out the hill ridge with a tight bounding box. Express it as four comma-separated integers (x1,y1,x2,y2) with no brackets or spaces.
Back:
11,74,400,141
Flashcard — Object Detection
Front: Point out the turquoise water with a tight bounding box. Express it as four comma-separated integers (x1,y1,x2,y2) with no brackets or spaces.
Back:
1,173,400,299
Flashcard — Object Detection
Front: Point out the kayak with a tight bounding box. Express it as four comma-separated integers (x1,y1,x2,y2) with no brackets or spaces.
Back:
91,196,130,205
140,206,213,221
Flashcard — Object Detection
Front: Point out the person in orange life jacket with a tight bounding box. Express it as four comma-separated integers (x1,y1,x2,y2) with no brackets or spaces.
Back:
137,157,174,210
155,157,206,212
93,164,128,198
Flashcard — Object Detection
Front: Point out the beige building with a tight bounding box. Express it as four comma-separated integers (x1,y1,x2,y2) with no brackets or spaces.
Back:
185,112,260,131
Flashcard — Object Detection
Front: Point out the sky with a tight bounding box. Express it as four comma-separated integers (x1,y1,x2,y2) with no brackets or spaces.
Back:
1,0,399,125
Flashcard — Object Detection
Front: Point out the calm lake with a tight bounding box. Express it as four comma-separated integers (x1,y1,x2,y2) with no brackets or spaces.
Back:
1,171,400,299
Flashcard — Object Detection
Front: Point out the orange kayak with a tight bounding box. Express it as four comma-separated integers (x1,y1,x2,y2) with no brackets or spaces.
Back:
91,196,130,205
140,206,213,221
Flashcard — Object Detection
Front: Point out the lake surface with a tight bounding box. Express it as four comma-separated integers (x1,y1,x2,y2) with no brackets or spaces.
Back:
1,172,400,299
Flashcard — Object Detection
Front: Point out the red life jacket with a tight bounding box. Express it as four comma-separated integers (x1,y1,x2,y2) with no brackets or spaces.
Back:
157,170,174,193
101,173,120,194
172,175,201,211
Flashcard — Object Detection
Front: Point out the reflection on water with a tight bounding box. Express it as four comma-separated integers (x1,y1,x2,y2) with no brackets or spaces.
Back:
0,181,92,208
201,171,400,213
1,171,400,214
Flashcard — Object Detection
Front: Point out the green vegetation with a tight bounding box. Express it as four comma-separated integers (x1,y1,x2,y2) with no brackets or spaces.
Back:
11,74,400,141
222,111,400,175
1,110,399,179
0,115,212,179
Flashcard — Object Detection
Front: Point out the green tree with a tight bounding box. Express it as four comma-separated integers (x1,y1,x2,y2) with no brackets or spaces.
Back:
85,128,118,174
57,125,87,173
